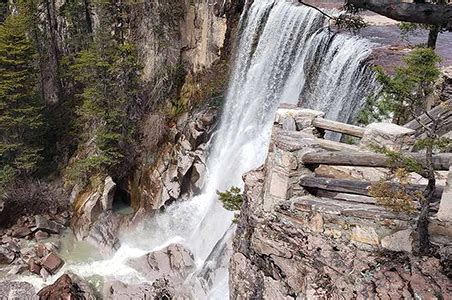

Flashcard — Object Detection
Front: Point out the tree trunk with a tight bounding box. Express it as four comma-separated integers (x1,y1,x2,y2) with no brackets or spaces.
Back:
84,0,93,34
347,0,452,28
417,141,435,255
428,25,440,49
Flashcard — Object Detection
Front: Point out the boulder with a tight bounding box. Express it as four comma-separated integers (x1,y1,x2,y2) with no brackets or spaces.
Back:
101,176,116,211
41,252,64,274
381,229,413,253
360,122,415,151
0,246,15,264
38,273,96,300
127,243,196,282
28,258,41,275
35,243,48,258
34,215,65,234
85,211,120,257
34,230,50,241
0,281,37,300
11,226,32,238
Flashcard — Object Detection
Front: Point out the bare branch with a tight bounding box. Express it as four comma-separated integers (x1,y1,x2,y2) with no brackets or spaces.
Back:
297,1,335,20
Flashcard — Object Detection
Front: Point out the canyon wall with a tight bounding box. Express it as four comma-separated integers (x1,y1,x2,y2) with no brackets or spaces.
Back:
68,0,245,247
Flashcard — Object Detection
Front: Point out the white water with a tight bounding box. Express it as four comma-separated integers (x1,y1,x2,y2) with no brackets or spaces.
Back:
20,0,377,298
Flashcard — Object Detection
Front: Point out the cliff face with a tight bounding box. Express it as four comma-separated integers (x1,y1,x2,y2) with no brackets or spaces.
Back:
68,0,244,245
230,108,452,299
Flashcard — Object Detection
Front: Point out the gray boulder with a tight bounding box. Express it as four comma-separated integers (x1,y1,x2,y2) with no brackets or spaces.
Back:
85,211,121,257
0,281,37,300
0,246,15,264
34,215,65,234
127,243,196,282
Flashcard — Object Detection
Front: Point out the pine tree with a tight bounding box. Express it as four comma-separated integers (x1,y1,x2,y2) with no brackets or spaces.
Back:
67,2,141,184
0,13,43,190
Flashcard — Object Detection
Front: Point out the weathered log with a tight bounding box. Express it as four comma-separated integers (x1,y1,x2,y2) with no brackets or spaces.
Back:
316,190,377,204
347,0,452,28
302,151,452,171
300,176,444,201
315,138,360,152
404,100,452,133
312,118,365,137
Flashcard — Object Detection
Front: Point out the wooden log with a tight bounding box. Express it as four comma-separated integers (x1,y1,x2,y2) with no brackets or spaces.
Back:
404,100,452,132
316,190,377,204
315,138,360,152
312,118,365,138
302,151,452,171
300,176,444,201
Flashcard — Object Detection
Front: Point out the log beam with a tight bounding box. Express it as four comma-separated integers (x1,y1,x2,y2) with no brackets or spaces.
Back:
300,176,444,201
302,151,452,171
312,118,365,137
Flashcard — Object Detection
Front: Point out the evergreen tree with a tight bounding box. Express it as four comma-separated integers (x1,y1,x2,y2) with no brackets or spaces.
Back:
0,13,43,190
68,3,141,184
358,47,442,125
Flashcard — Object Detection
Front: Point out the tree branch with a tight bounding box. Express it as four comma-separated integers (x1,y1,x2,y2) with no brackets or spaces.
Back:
347,0,452,29
298,1,334,20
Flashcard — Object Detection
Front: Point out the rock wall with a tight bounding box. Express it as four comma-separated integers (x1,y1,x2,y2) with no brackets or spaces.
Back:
230,108,452,299
69,0,244,247
128,106,218,212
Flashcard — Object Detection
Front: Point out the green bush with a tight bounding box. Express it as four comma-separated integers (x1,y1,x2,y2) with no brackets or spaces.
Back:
217,187,243,211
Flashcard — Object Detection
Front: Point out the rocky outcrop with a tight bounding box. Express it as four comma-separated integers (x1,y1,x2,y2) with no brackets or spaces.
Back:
230,108,452,299
70,106,219,255
127,243,196,283
37,273,96,300
103,278,189,299
128,107,218,213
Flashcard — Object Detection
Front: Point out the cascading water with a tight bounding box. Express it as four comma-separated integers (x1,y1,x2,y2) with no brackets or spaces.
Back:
21,0,377,298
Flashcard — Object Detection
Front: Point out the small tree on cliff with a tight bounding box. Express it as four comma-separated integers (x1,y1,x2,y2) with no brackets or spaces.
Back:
358,47,442,125
360,47,451,254
217,187,244,222
0,13,44,192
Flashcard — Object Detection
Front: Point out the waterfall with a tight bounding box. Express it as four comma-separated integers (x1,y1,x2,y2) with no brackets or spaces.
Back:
21,0,377,297
184,0,376,297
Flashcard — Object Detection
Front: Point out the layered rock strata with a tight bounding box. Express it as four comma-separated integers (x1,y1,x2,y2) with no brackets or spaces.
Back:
230,108,452,299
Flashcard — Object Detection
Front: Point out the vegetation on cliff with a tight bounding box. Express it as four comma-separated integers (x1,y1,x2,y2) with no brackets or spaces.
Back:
0,13,44,192
360,47,451,254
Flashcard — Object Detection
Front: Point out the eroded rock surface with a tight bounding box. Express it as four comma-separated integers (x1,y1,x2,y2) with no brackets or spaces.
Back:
0,281,37,300
37,273,96,300
230,109,452,299
127,243,196,283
